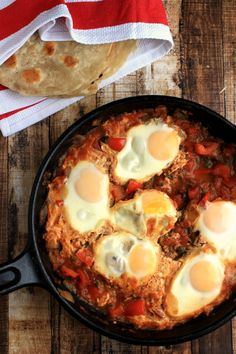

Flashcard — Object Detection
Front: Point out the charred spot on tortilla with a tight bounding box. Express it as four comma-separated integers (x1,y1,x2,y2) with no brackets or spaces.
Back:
63,55,78,67
44,42,56,56
4,54,17,69
22,68,41,84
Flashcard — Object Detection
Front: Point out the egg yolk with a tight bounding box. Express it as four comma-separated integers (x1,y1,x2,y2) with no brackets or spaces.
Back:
129,244,156,276
142,190,173,215
203,201,233,233
148,130,179,161
75,167,103,203
189,260,221,292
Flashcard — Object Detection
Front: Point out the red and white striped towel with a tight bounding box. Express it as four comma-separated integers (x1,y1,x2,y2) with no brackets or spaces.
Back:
0,0,173,136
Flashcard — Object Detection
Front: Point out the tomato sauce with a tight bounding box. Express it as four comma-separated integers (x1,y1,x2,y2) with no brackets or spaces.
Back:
45,106,236,329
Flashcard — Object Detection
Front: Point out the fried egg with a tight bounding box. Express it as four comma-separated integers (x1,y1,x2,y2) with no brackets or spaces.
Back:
166,251,225,318
63,161,110,233
114,120,183,183
112,189,177,238
94,232,159,280
194,200,236,261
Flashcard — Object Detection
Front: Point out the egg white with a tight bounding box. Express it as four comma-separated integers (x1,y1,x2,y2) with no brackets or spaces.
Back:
94,232,159,280
63,161,110,233
195,201,236,261
166,252,225,318
111,190,177,238
114,121,182,183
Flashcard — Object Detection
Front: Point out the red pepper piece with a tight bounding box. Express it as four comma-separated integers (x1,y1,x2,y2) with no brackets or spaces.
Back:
126,180,143,194
107,137,126,151
212,163,231,180
224,176,236,188
61,265,79,279
76,248,94,267
56,199,64,207
108,303,124,318
87,285,100,300
77,269,91,287
199,192,210,206
188,186,200,200
194,142,219,156
173,194,183,209
124,299,146,316
194,168,213,182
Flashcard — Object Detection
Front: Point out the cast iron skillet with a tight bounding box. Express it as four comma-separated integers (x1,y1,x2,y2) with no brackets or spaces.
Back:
0,95,236,346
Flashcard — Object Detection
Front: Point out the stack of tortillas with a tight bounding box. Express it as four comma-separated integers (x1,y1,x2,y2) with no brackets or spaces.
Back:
0,33,136,97
0,0,173,136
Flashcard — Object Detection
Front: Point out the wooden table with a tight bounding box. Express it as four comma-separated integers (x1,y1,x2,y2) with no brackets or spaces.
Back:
0,1,235,353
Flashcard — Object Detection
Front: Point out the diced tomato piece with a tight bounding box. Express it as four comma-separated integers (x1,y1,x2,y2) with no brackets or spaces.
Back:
77,269,91,287
188,186,200,200
87,285,100,300
61,266,79,279
213,163,231,180
108,303,124,318
76,248,94,267
183,141,194,152
194,168,212,182
110,184,126,202
124,299,146,317
56,199,64,207
126,180,143,194
107,137,126,151
162,236,177,247
199,192,210,206
224,176,236,188
188,126,200,138
173,194,183,209
194,142,219,156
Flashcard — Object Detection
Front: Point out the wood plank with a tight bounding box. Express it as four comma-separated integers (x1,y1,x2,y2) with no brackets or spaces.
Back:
180,0,233,352
48,96,100,354
232,319,236,354
191,323,233,354
4,0,235,352
0,135,9,354
222,0,236,351
180,0,225,114
48,96,96,143
101,337,142,354
222,0,236,125
59,307,100,354
8,122,52,354
145,0,182,98
148,344,191,354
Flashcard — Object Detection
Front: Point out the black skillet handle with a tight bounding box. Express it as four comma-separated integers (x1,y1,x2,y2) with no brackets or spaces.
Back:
0,248,45,295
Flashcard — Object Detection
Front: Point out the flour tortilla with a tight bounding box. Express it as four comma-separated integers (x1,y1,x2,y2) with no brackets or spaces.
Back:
0,33,136,97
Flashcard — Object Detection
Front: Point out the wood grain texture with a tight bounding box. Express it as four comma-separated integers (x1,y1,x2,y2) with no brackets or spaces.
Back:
0,135,9,354
8,123,51,354
49,97,101,354
180,0,225,113
222,1,236,351
180,1,233,353
0,0,235,353
222,0,236,125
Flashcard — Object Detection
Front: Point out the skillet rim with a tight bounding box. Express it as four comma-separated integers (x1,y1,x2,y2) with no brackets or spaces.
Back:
29,95,236,346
